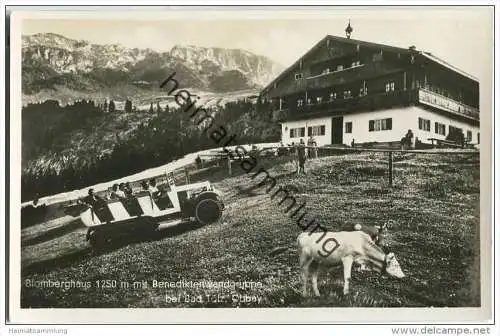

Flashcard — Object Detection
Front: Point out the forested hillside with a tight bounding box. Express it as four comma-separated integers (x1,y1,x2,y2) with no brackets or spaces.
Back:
22,99,278,201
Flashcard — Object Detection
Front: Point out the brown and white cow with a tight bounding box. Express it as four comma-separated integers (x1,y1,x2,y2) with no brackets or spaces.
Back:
297,230,405,297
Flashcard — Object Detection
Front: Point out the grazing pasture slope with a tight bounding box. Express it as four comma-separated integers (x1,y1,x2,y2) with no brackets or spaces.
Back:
21,151,480,308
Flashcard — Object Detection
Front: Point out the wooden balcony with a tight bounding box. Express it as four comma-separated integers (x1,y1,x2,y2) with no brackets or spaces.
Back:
273,90,417,121
272,89,479,123
417,88,479,121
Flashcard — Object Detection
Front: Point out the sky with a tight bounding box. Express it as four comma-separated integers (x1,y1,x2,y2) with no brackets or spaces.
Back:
21,7,493,84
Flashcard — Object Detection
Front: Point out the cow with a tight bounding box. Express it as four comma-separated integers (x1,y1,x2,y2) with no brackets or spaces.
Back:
297,230,405,297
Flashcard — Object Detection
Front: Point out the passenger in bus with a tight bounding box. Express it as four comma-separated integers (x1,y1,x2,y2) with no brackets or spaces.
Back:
148,178,161,199
124,182,133,197
116,183,127,199
79,188,113,222
109,184,125,200
80,188,104,207
121,182,143,216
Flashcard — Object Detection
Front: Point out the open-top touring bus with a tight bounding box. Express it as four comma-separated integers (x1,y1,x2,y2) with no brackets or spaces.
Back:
78,172,224,248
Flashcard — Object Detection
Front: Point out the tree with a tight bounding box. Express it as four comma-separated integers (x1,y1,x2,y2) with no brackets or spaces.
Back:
156,102,162,113
103,101,108,113
109,100,116,113
149,102,154,113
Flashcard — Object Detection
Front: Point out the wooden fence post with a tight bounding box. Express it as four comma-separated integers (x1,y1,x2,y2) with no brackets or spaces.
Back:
388,151,393,187
184,168,190,184
227,155,232,176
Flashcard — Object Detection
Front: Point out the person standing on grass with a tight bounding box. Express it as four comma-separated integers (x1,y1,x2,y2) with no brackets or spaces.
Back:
403,129,414,149
289,142,297,172
307,135,315,159
297,138,307,175
311,140,318,159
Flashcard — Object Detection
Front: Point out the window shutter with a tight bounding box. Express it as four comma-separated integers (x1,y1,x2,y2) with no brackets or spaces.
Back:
435,122,438,134
369,120,374,132
308,127,312,136
301,128,305,137
290,129,293,138
320,125,325,135
386,118,392,130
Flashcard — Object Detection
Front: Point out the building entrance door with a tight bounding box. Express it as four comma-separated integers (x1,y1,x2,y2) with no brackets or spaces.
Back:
331,117,344,145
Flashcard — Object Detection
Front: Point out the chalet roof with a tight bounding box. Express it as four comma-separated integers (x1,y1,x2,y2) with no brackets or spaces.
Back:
261,34,477,95
420,52,478,82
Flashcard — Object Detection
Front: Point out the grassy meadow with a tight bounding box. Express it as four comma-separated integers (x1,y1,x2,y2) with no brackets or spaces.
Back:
21,151,480,308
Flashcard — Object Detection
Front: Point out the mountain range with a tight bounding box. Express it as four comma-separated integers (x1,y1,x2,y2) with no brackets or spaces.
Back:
22,33,284,104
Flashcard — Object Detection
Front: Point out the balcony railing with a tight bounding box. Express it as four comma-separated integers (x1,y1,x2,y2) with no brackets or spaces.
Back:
271,88,479,122
273,90,417,121
417,88,479,120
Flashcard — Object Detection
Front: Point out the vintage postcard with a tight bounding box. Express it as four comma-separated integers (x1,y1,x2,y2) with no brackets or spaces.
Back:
7,5,494,324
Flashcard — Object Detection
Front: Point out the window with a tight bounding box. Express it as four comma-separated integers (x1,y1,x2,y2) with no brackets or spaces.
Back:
297,99,304,107
316,96,323,104
467,131,472,142
345,122,353,133
336,65,344,71
322,68,330,74
478,132,480,144
290,127,305,138
434,122,446,135
351,60,360,67
295,73,303,80
343,90,352,99
418,117,431,131
385,81,395,92
359,86,367,96
449,125,463,136
369,118,392,132
330,92,336,101
307,98,312,105
307,125,326,136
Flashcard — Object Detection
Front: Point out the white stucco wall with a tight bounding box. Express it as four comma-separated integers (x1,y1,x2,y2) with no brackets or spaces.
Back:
343,108,413,146
281,106,480,147
408,107,480,146
281,116,332,146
